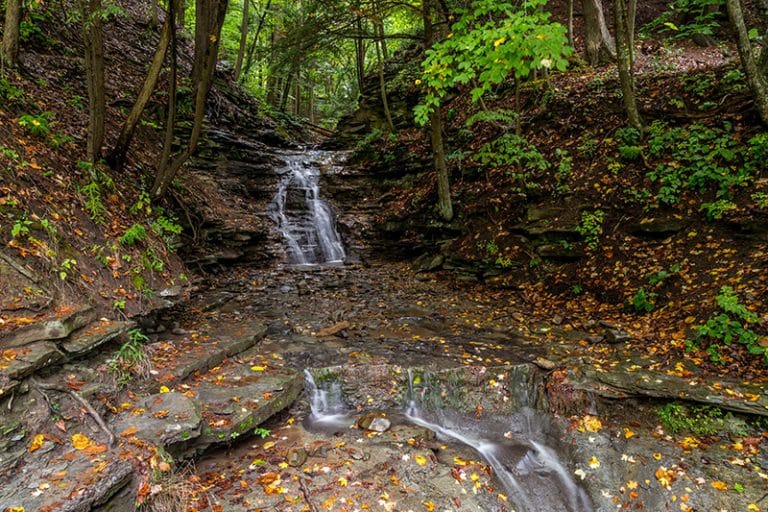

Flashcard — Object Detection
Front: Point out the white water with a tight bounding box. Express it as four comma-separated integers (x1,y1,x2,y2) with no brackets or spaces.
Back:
270,151,346,265
303,369,351,429
404,369,592,512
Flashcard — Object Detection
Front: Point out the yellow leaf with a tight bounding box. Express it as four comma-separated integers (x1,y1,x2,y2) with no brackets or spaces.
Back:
250,365,267,372
652,452,662,460
423,501,435,511
588,456,600,469
453,456,468,466
414,455,427,466
497,493,508,502
711,480,728,491
339,476,348,487
263,441,276,450
748,504,760,511
28,433,45,453
71,433,91,450
582,415,602,433
159,386,170,393
5,507,25,512
623,427,635,439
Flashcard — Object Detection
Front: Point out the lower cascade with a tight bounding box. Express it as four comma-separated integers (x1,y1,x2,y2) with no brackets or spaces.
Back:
269,150,346,265
304,367,593,512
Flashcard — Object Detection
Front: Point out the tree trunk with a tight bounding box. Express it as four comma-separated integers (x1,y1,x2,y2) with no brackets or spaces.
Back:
178,0,185,27
725,0,768,124
615,0,642,132
234,0,250,81
81,0,106,165
567,0,575,48
354,15,366,96
582,0,616,65
153,0,229,197
2,0,22,67
242,0,272,81
108,13,174,168
160,0,179,172
150,0,159,29
423,0,453,221
375,27,394,132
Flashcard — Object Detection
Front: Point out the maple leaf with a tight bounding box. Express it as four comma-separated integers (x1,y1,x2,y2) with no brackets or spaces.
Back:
711,480,728,491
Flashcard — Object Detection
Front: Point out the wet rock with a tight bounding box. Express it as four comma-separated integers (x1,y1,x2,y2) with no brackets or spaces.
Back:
533,356,558,370
2,305,95,348
0,341,63,382
60,319,135,357
604,328,631,343
357,413,391,432
286,446,308,467
110,392,203,451
628,217,685,238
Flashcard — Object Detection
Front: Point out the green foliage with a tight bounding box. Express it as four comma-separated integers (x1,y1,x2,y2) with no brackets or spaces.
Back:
58,258,77,280
18,112,53,137
120,224,147,246
554,148,572,195
414,0,572,125
631,288,655,314
151,214,183,250
253,427,271,438
79,181,107,224
687,286,764,364
142,247,164,273
473,134,548,192
11,216,32,238
576,210,605,250
0,74,24,104
108,329,151,387
700,199,736,220
645,121,750,206
130,191,153,216
752,192,768,209
656,402,726,435
642,0,724,41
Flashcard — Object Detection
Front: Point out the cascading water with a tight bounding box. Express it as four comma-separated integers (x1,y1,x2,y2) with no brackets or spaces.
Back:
269,151,346,265
404,369,593,512
303,369,350,429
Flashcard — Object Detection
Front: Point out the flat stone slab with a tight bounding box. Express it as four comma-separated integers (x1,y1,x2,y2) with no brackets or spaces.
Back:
0,445,133,512
149,323,267,384
60,320,136,357
110,392,202,451
1,305,95,348
0,341,63,383
194,368,302,449
569,364,768,416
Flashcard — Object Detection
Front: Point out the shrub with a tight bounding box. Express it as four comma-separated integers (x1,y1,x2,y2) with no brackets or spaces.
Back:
120,224,148,246
18,112,53,138
576,210,605,250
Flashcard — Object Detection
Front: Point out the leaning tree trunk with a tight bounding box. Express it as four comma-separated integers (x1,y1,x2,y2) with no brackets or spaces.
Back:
423,0,453,222
160,0,179,172
615,0,642,132
81,0,106,165
725,0,768,124
108,13,174,169
2,0,22,67
582,0,616,65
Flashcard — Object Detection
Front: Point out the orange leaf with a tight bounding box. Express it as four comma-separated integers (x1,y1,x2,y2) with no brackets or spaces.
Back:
711,480,728,491
83,444,107,455
71,433,91,450
120,426,138,437
28,433,45,453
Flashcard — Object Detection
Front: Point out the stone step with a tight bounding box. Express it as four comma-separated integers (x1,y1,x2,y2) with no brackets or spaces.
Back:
0,342,63,397
0,443,132,512
148,323,268,384
59,320,136,358
1,305,95,349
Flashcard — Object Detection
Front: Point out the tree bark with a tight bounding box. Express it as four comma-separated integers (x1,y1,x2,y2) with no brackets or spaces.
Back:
615,0,642,132
354,15,366,96
153,0,229,197
242,0,271,81
725,0,768,124
582,0,616,65
160,0,179,172
108,13,174,168
2,0,22,67
423,0,453,221
567,0,575,48
234,0,250,81
81,0,106,165
150,0,159,29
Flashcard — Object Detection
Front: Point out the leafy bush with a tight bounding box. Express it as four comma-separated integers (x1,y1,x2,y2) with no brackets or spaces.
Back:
120,224,148,246
645,121,749,205
687,286,764,364
700,199,736,220
642,0,724,41
631,288,655,313
576,210,605,250
18,112,53,138
79,181,107,224
0,74,24,104
473,134,548,192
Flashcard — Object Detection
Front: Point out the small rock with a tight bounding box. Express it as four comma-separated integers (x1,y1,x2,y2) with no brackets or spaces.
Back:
357,413,391,432
533,357,558,370
552,315,564,325
604,328,631,344
286,446,308,467
588,336,605,344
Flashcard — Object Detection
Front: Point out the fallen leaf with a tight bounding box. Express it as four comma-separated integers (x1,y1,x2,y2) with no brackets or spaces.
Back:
28,433,45,453
71,433,91,450
711,480,728,491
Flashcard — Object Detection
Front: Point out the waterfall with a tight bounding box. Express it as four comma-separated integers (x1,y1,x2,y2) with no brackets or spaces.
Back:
303,369,350,429
270,151,346,265
404,368,593,512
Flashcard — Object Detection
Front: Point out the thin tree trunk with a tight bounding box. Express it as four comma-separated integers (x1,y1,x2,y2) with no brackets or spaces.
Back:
615,0,642,132
81,0,106,165
242,0,271,81
514,77,521,135
153,0,228,197
150,0,159,29
725,0,768,124
160,0,179,172
178,0,185,26
294,68,301,116
375,32,394,132
234,0,250,81
2,0,22,67
354,15,366,96
423,0,452,222
109,14,174,168
582,0,616,65
567,0,575,48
